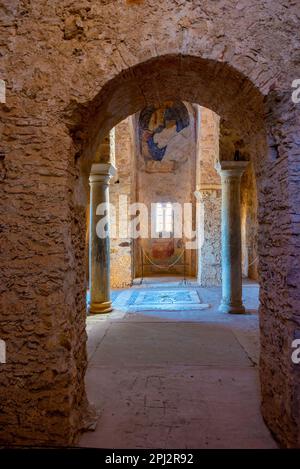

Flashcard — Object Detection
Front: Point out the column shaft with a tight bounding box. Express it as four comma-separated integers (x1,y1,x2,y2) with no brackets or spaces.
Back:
89,163,115,314
217,161,248,313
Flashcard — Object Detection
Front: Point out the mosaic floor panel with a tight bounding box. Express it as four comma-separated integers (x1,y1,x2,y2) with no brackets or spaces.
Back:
113,289,210,311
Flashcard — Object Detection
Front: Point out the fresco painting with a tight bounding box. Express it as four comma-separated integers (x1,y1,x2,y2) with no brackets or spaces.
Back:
139,101,190,163
137,101,194,275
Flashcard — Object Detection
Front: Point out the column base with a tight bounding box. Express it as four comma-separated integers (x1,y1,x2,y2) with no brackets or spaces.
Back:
89,301,113,314
218,302,246,314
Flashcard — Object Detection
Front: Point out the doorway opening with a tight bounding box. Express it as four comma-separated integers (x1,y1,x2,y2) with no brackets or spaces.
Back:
71,54,296,447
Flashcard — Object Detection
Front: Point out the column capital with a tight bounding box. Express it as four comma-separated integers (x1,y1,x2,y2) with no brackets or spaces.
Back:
216,160,249,178
89,163,116,184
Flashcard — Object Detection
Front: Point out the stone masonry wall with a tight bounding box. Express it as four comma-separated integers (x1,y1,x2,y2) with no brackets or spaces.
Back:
0,0,299,447
259,92,300,447
196,107,221,286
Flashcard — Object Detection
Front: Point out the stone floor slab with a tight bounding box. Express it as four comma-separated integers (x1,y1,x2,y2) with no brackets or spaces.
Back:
80,366,276,449
80,282,276,449
89,322,251,368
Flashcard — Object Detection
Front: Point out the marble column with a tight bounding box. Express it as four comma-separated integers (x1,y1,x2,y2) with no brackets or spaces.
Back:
217,161,248,314
89,163,116,314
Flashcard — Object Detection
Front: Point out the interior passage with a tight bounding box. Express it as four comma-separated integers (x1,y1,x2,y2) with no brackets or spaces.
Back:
80,279,276,449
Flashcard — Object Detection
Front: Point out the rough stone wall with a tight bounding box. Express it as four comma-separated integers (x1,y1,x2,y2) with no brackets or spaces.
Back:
0,109,89,444
197,189,222,286
0,0,300,447
110,117,134,288
196,107,221,286
259,92,300,448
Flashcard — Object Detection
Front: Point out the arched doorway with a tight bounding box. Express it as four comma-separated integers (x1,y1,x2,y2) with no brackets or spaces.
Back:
70,55,299,447
2,43,298,447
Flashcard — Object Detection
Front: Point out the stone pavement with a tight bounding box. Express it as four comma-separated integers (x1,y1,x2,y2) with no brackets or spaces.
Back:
79,280,277,449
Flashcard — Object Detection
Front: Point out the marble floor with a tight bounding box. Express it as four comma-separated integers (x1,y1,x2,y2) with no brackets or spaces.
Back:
79,278,277,449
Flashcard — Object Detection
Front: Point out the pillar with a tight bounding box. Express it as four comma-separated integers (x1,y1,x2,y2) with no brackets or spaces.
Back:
217,160,248,313
195,106,222,286
89,163,116,314
195,185,222,286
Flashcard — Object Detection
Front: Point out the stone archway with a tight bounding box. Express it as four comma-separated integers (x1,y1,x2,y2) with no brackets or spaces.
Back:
75,55,299,448
1,45,299,447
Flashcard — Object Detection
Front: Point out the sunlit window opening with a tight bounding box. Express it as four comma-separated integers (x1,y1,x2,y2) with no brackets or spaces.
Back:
155,202,173,234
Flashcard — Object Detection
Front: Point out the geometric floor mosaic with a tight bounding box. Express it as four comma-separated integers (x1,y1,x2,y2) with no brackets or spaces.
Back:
113,289,210,312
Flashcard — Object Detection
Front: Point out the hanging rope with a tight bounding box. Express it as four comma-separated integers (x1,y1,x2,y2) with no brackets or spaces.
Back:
141,247,258,270
247,256,258,268
141,247,185,269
